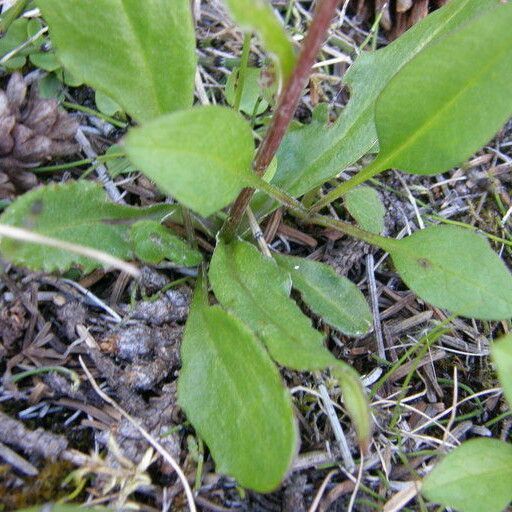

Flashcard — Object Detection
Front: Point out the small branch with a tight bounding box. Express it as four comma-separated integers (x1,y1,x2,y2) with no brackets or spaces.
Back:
220,0,342,240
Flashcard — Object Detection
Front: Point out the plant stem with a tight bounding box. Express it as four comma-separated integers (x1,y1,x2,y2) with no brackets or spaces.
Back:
233,33,252,112
310,159,383,213
220,0,342,241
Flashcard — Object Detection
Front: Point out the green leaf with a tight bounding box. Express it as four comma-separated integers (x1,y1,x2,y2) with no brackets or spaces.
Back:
252,0,500,220
225,67,269,116
178,288,297,492
38,0,196,122
125,106,256,217
373,3,512,175
209,240,371,448
344,186,385,235
0,181,175,272
422,439,512,512
210,239,331,369
0,17,30,69
130,220,202,266
388,225,512,320
492,334,512,408
274,254,372,337
95,90,122,117
223,0,296,84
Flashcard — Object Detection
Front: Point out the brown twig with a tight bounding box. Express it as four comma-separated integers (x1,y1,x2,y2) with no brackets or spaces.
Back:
220,0,342,240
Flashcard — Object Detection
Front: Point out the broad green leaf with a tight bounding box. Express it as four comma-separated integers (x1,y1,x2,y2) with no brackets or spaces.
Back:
178,288,297,492
0,181,175,272
223,0,296,84
251,0,500,219
125,106,257,217
225,67,269,116
373,3,512,175
274,254,372,337
0,17,30,69
388,226,512,320
492,334,512,408
38,0,196,122
344,186,385,235
130,221,202,266
422,439,512,512
210,239,330,369
209,240,371,447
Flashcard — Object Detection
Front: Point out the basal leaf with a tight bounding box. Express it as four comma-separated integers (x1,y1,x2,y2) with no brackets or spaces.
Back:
38,0,196,122
223,0,296,84
251,0,499,219
209,240,371,447
373,3,512,174
209,239,330,369
388,226,512,320
0,181,174,272
422,439,512,512
492,334,512,408
344,186,385,235
125,106,257,217
178,289,297,492
274,254,372,337
130,221,202,267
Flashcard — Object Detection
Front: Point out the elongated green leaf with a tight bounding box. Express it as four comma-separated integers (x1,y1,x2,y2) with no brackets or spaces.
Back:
422,439,512,512
0,181,174,272
345,186,385,235
223,0,296,84
210,239,331,369
178,289,297,492
209,240,371,447
389,226,512,320
373,3,512,175
38,0,196,122
125,106,256,217
251,0,500,220
492,334,512,408
130,221,202,266
274,254,372,337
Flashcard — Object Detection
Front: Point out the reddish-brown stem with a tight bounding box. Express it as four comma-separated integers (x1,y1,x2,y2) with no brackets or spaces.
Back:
220,0,342,241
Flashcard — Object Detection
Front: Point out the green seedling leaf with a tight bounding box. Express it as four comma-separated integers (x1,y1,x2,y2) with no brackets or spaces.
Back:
0,181,176,272
373,3,512,175
422,438,512,512
209,240,371,448
225,67,269,116
492,334,512,408
125,106,256,217
223,0,296,84
178,287,297,492
389,225,512,320
130,220,202,266
0,17,30,69
274,254,372,337
95,90,122,117
38,0,196,122
251,0,499,220
344,186,385,235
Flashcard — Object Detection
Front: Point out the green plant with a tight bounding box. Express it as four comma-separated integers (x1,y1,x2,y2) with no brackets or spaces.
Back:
0,0,511,496
421,334,512,512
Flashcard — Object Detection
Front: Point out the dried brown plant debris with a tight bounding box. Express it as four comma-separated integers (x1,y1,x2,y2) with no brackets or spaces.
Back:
0,72,79,199
355,0,449,39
